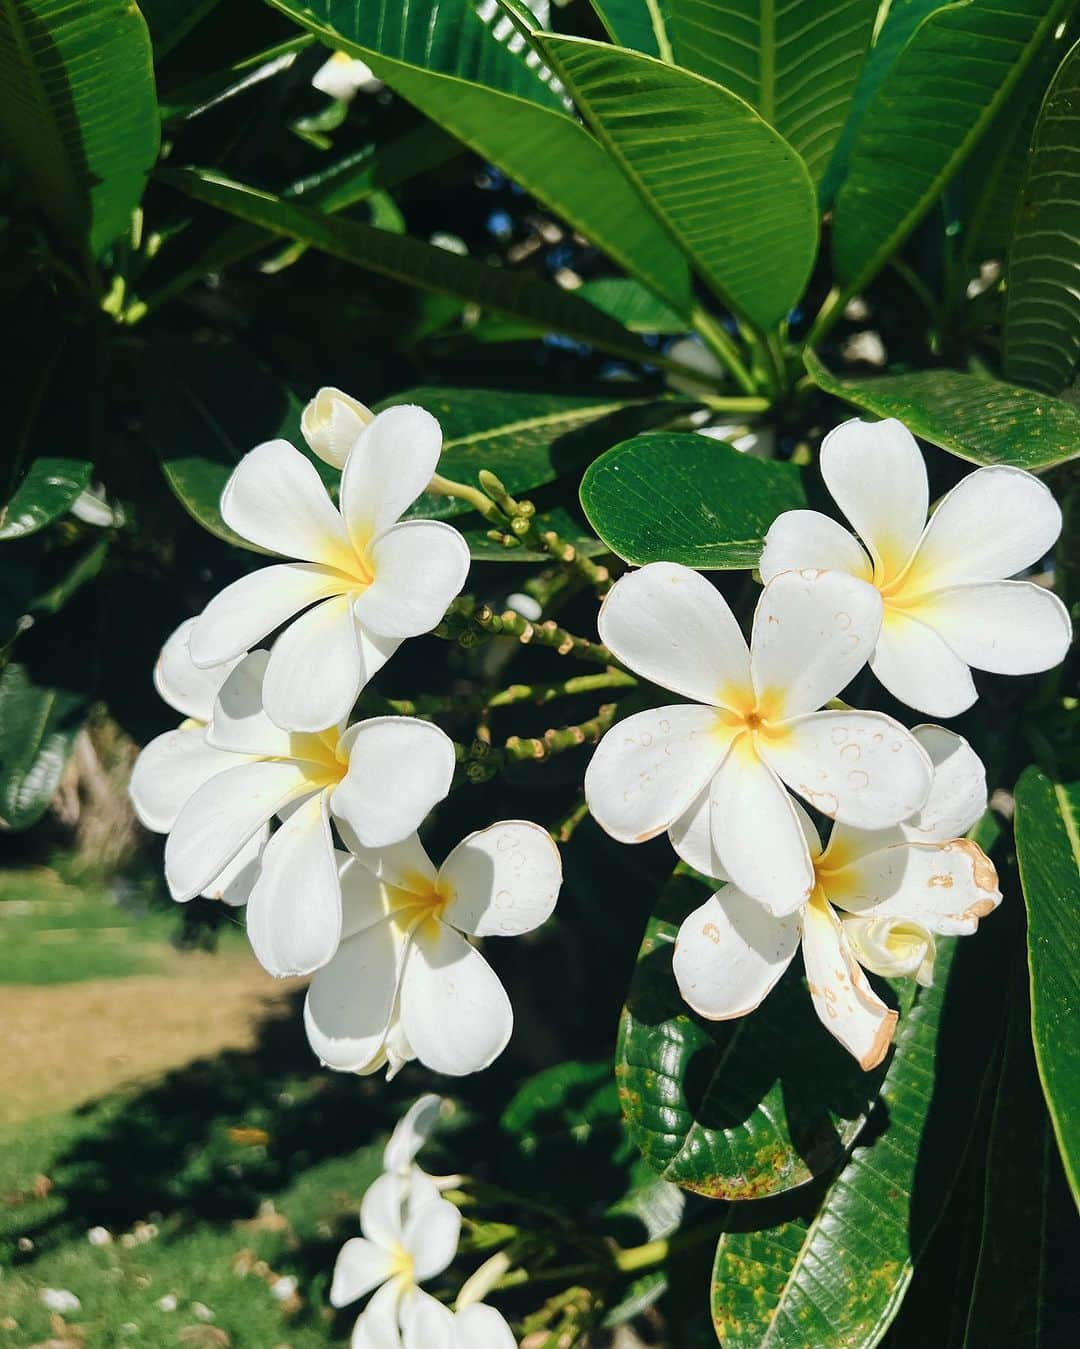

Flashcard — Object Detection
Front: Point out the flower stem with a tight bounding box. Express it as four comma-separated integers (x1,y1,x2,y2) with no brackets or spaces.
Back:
690,304,759,396
426,472,502,522
437,599,616,665
486,670,636,709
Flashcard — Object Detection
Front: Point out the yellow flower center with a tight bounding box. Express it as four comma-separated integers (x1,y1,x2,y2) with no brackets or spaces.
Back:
715,685,791,752
283,725,351,786
387,875,453,940
388,1242,415,1285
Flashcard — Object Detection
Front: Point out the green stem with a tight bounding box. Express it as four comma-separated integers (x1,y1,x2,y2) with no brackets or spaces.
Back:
697,394,771,414
690,304,759,396
486,670,636,708
437,599,617,666
427,472,502,521
889,258,939,318
803,283,847,351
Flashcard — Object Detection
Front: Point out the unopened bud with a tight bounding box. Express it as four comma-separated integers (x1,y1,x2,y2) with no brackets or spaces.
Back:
301,387,373,469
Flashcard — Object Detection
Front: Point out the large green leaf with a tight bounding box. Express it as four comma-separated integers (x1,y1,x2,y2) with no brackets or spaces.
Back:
160,167,656,366
961,967,1079,1343
532,33,818,331
138,342,326,551
580,431,805,568
384,388,689,521
806,353,1080,470
610,0,878,187
832,0,1071,296
589,0,673,59
1014,767,1080,1206
0,662,86,832
1004,38,1080,395
710,936,984,1346
616,872,913,1199
265,0,691,311
0,0,159,258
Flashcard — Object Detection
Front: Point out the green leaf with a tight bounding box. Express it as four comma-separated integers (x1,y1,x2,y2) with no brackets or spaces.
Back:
616,872,912,1199
265,0,692,311
0,0,159,258
805,353,1080,470
137,341,328,550
0,460,92,542
534,34,818,331
579,278,686,333
580,431,805,568
158,34,313,122
382,388,690,521
1014,766,1080,1207
589,0,673,60
962,966,1078,1343
710,936,972,1346
832,0,1071,296
159,167,655,365
1004,37,1080,394
640,0,879,186
0,662,86,832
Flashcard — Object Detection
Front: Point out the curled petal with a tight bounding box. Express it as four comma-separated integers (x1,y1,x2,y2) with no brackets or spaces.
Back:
843,915,936,986
383,1094,443,1176
301,386,373,469
802,897,897,1071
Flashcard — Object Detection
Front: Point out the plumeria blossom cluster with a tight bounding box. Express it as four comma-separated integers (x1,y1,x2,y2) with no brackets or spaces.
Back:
331,1096,516,1348
584,416,1069,1067
130,388,562,1077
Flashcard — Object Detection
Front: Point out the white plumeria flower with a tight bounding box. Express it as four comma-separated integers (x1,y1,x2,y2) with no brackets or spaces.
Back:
306,822,562,1077
301,386,373,470
160,650,456,979
312,50,384,101
188,404,471,733
760,417,1072,716
673,725,1001,1070
331,1170,459,1348
129,619,264,906
585,563,933,915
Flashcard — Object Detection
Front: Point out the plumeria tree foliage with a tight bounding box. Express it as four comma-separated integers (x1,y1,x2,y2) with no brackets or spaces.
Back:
2,0,1079,1345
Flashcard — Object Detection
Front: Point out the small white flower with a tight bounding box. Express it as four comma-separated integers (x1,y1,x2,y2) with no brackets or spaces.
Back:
312,50,384,101
306,822,562,1077
129,619,264,906
136,649,455,979
188,404,471,733
301,386,373,470
760,417,1072,715
585,563,932,915
673,726,1001,1069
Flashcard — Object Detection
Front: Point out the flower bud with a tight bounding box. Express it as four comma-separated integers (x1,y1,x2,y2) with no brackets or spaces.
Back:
300,386,373,469
843,915,935,987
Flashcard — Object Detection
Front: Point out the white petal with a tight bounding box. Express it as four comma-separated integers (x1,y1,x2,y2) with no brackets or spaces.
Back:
761,710,932,831
910,581,1072,676
384,1095,443,1175
165,761,314,902
819,417,928,579
384,1017,415,1081
330,1238,394,1308
263,595,363,732
904,464,1063,591
454,1305,517,1349
340,405,443,554
750,569,882,718
904,725,987,842
302,386,374,470
401,922,513,1075
189,561,349,669
668,783,729,880
361,1171,409,1249
129,725,238,833
340,833,439,898
439,821,561,937
584,705,732,845
823,837,1001,935
596,562,751,705
351,1261,404,1349
245,791,342,977
403,1195,461,1280
842,915,936,986
758,510,872,585
708,741,815,915
202,825,267,905
869,607,977,716
332,718,456,849
155,617,237,720
673,888,800,1019
305,919,403,1072
354,521,470,639
220,439,354,566
338,853,395,939
205,650,295,757
801,897,897,1070
400,1289,455,1349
